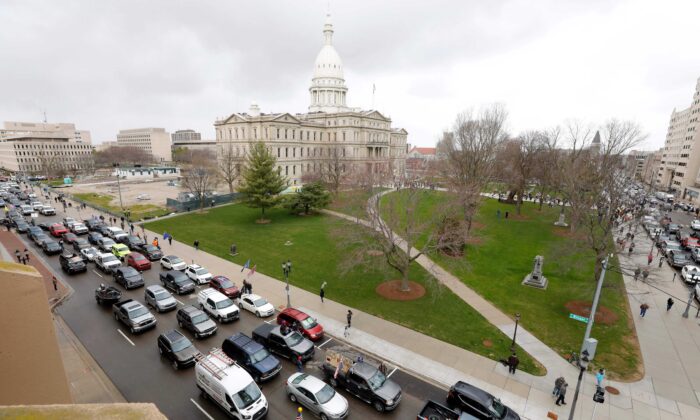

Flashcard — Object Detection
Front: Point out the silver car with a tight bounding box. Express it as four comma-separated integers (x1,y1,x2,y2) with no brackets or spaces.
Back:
286,373,349,419
145,285,177,313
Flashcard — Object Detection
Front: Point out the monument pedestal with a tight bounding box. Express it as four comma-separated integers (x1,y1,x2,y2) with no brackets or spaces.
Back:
554,213,568,227
522,255,549,289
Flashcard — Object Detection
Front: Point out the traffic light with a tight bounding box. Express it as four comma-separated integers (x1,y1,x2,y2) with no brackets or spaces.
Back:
593,386,605,403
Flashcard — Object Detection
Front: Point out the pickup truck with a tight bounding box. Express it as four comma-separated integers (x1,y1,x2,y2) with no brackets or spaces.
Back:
112,299,157,334
252,323,314,362
321,349,402,412
418,400,476,420
95,252,121,274
198,288,238,321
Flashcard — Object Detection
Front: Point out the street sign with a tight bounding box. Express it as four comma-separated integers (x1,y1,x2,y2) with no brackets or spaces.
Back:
569,313,589,323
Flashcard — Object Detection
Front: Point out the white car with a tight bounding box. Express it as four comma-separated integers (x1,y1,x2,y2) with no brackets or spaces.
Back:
286,372,349,420
160,255,187,271
31,201,43,211
80,247,99,262
692,220,700,231
71,223,89,235
95,252,121,273
682,265,700,284
238,293,275,317
63,217,77,228
40,205,56,216
185,264,213,285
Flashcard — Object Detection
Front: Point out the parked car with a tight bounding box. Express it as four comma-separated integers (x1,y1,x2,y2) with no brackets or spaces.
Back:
238,294,275,318
80,246,99,262
691,220,700,231
669,251,693,268
160,270,196,295
198,288,239,322
62,232,79,245
135,243,163,261
42,239,63,255
252,323,314,362
72,238,91,252
106,226,128,241
111,243,131,260
209,275,240,299
70,223,88,235
667,223,681,234
185,264,213,285
31,201,43,211
157,330,200,370
176,305,218,339
222,333,282,382
286,372,349,419
95,252,121,273
29,230,48,245
88,231,104,245
160,255,187,271
660,241,683,256
122,235,145,249
682,237,700,249
63,217,77,228
320,349,399,412
113,299,157,334
277,307,324,341
49,223,68,237
40,205,56,216
97,237,117,252
681,265,700,284
418,400,465,420
113,266,145,290
95,285,122,306
84,218,105,231
15,221,29,233
447,381,520,420
59,252,87,274
144,284,177,312
20,204,33,215
126,252,151,271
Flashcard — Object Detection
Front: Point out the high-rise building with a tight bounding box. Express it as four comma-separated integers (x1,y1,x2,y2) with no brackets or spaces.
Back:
656,77,700,202
0,121,92,144
116,128,172,162
0,131,93,174
172,129,202,143
214,14,407,186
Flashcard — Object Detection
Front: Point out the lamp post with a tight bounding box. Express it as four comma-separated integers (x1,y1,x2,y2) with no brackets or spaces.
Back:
510,313,521,351
683,289,695,319
282,259,292,308
113,163,124,211
567,349,590,420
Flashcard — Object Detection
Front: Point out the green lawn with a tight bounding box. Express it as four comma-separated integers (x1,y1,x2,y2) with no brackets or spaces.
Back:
145,204,545,375
381,190,640,380
73,193,170,221
327,188,387,219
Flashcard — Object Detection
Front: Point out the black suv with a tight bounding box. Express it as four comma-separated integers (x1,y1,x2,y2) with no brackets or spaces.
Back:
59,253,87,274
160,270,195,295
222,333,282,382
72,238,91,252
113,266,145,289
121,235,145,248
176,305,217,339
157,330,200,370
447,381,520,420
42,239,63,255
135,243,163,261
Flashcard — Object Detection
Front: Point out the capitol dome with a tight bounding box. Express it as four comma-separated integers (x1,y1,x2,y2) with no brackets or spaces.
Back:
309,14,348,113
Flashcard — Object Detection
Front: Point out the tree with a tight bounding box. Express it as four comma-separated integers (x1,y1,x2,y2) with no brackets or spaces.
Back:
284,181,331,215
218,143,243,193
181,155,219,212
93,146,153,168
238,142,287,221
498,131,547,214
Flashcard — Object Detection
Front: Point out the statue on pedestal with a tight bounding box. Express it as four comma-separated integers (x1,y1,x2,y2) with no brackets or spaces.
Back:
522,255,549,289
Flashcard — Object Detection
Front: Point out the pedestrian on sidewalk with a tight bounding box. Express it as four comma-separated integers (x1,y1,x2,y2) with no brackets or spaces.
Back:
673,272,677,282
15,249,21,263
553,376,565,396
658,255,665,267
24,248,29,262
296,355,303,373
507,353,519,374
152,237,159,249
634,267,641,281
555,381,568,405
194,240,199,251
21,256,27,265
52,276,58,292
631,233,635,241
642,268,649,281
628,245,633,256
346,310,353,328
595,369,605,387
129,223,134,234
168,235,173,246
320,287,325,303
667,298,674,311
640,303,650,317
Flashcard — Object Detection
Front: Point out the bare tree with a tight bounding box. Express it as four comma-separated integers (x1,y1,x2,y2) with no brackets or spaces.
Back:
93,146,154,168
438,104,509,232
182,156,220,212
218,143,243,193
498,131,549,214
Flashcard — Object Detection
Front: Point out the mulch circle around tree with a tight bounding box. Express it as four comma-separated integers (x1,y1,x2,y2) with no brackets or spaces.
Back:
482,340,493,348
255,219,271,224
367,250,384,256
605,386,620,395
564,301,619,325
376,280,426,301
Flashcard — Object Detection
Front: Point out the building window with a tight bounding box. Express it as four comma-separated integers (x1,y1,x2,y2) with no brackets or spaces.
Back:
285,166,289,176
285,129,288,139
285,148,288,158
278,148,281,158
277,128,280,139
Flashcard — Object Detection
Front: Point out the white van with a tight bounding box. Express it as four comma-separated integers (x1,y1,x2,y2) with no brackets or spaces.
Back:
195,348,268,419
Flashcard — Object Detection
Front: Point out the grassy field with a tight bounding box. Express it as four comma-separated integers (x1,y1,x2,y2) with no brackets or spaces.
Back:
327,188,387,219
381,190,640,380
73,193,170,220
145,204,545,375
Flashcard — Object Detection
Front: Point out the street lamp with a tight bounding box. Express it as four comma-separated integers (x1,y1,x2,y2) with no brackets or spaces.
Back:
511,313,521,351
567,349,590,420
113,163,124,211
282,259,292,308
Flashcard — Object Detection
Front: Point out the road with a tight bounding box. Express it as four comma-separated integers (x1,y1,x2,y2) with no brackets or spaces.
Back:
20,210,446,419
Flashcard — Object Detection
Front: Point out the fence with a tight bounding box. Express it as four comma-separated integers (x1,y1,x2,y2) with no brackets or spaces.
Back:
166,192,241,212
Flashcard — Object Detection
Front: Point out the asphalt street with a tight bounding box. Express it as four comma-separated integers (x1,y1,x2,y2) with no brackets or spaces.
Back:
21,209,446,419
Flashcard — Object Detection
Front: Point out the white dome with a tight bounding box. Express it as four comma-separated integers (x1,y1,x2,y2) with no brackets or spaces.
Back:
313,45,344,79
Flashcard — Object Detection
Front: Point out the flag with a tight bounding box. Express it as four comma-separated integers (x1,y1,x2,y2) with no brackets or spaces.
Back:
247,264,257,278
372,83,376,94
241,259,250,272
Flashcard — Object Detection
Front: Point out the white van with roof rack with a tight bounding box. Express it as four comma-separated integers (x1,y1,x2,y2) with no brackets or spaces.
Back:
195,348,268,419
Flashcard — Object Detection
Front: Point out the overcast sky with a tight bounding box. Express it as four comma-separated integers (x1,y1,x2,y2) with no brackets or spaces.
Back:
1,0,699,149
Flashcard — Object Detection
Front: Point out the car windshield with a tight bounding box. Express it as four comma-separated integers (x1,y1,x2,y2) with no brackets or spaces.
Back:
250,348,270,363
315,384,336,404
154,290,170,300
490,398,506,418
170,257,183,264
368,370,386,391
195,268,208,275
300,316,317,329
232,382,261,410
285,331,304,346
215,299,233,309
144,245,157,251
171,337,192,352
219,278,234,288
192,313,209,324
47,242,60,249
102,255,118,263
103,239,115,246
68,257,82,263
129,307,149,318
253,298,268,307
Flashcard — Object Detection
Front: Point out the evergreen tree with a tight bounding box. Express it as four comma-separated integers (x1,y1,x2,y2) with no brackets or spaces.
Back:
238,142,287,220
284,181,331,215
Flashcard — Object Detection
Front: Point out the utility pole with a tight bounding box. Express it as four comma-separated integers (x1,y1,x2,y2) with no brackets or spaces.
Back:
581,255,608,352
114,163,124,211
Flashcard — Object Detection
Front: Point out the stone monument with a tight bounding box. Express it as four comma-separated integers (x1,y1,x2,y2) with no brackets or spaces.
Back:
522,255,548,289
554,212,568,227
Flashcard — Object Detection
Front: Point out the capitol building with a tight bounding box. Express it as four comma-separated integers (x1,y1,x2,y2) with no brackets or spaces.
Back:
214,14,408,186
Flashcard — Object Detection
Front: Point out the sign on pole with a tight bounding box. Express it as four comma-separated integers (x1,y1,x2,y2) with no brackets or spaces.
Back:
569,313,589,323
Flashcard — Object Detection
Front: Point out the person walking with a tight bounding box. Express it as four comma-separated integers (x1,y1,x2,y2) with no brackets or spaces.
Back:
52,276,58,292
320,287,325,303
296,355,303,373
628,245,633,256
296,407,303,420
194,240,199,251
15,249,21,263
555,381,568,405
640,303,650,317
23,248,29,263
346,310,353,328
507,353,519,374
553,376,565,396
152,237,159,249
642,268,649,282
667,298,674,311
168,235,173,246
634,267,641,281
659,255,665,267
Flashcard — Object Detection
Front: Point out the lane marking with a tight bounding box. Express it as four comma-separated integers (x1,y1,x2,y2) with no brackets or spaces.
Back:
264,319,273,324
117,329,135,346
317,338,332,349
387,367,398,378
92,270,103,278
175,299,184,306
190,398,215,420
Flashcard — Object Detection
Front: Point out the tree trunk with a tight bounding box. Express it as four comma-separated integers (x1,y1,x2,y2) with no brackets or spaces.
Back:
227,182,234,194
400,267,411,292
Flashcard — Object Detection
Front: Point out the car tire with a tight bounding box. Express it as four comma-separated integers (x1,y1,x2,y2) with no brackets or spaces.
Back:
373,401,385,412
288,393,297,403
320,414,329,420
329,378,338,388
130,326,135,334
172,359,178,370
256,311,260,318
178,320,183,328
114,313,119,321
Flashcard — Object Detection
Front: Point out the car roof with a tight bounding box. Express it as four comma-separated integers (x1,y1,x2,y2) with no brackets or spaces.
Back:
454,381,494,403
165,255,178,259
180,305,201,315
282,307,309,320
293,373,326,393
244,294,262,300
189,264,203,269
227,333,264,353
146,284,166,293
162,329,186,343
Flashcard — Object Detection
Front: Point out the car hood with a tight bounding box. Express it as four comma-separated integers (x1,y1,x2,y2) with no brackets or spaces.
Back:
289,339,314,355
194,319,217,333
105,260,121,267
306,324,324,337
175,346,200,362
502,407,521,420
158,296,176,307
131,313,154,324
150,250,163,258
323,393,349,417
253,355,281,374
125,276,143,284
172,262,186,269
374,379,401,401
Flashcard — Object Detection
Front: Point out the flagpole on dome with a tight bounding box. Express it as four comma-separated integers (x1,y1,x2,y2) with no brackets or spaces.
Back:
372,83,376,110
